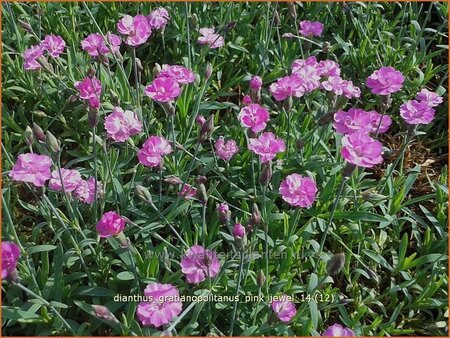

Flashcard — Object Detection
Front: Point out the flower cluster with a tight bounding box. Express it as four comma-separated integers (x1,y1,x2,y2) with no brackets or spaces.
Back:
138,136,173,168
81,32,121,58
104,107,142,142
399,88,442,125
23,34,66,70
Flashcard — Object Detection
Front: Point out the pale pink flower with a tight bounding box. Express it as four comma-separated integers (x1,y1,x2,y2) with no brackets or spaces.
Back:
9,153,52,187
23,44,44,71
48,168,82,192
416,89,443,107
215,136,239,161
248,132,286,163
279,174,317,208
179,184,197,200
198,28,224,49
147,8,170,30
238,103,270,133
341,80,361,99
271,294,297,322
366,66,404,95
242,95,252,106
400,99,435,125
81,32,121,57
316,60,341,78
73,177,103,204
144,77,181,102
269,74,304,101
41,34,66,57
249,76,263,90
96,211,126,238
368,111,392,133
291,56,319,73
322,324,355,336
180,245,220,284
299,20,324,37
105,107,142,142
321,76,346,95
2,242,20,279
293,65,321,92
117,14,152,46
158,65,195,85
138,136,173,168
341,132,383,168
333,108,373,135
74,77,102,101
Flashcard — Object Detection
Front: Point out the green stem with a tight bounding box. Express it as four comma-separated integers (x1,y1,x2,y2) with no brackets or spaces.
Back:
261,186,269,297
171,113,178,172
202,202,207,245
229,251,245,336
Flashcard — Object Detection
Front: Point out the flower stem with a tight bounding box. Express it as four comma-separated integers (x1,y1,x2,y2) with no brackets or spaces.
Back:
261,185,269,297
202,202,207,245
229,251,245,336
92,126,98,223
171,113,178,173
131,47,141,111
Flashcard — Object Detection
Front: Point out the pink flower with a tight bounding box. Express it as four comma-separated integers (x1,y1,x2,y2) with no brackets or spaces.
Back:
242,95,252,106
322,324,355,336
333,108,373,135
279,174,317,208
144,77,181,103
248,132,286,163
292,65,321,92
74,77,102,101
368,111,392,133
9,153,52,187
249,76,263,90
136,283,182,327
180,245,221,284
23,44,44,71
366,66,404,95
105,107,142,142
269,75,304,101
271,294,297,322
41,34,66,57
179,184,197,200
321,76,346,95
81,32,121,57
117,14,152,46
73,177,103,204
48,168,82,192
316,60,341,78
238,104,270,133
96,211,126,238
341,80,361,99
400,99,435,125
215,136,239,161
232,223,246,239
291,56,318,73
2,242,20,279
341,132,383,168
196,115,206,126
216,203,231,223
416,89,443,107
158,65,196,85
138,136,173,168
147,8,170,30
299,20,324,37
198,28,224,49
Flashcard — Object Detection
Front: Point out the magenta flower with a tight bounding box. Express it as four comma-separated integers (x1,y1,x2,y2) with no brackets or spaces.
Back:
299,20,324,37
138,136,173,168
333,108,373,135
215,136,239,161
366,66,404,95
232,223,246,239
74,77,102,101
117,14,152,46
196,115,206,126
316,60,341,78
238,103,270,133
368,111,392,133
105,107,142,142
400,99,435,125
271,295,297,322
279,174,317,208
147,8,170,30
1,242,20,279
249,76,263,90
198,28,224,49
81,32,121,57
73,177,103,204
242,94,252,106
341,132,383,168
269,75,304,101
216,203,231,223
41,34,66,57
144,77,181,103
248,132,286,163
48,168,82,192
180,245,221,284
158,64,196,85
179,184,197,200
322,324,355,336
9,153,52,187
416,88,443,107
23,44,44,71
137,283,182,328
96,211,126,238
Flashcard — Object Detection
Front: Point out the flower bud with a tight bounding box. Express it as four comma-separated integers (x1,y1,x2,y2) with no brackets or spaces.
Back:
196,183,208,205
317,111,335,126
251,203,262,225
18,19,33,34
381,94,392,111
68,94,78,103
135,57,143,73
296,138,305,150
322,41,331,54
195,175,207,184
283,95,293,111
162,101,176,116
45,131,60,154
135,185,153,205
326,253,345,276
343,163,356,178
205,62,212,81
282,33,296,39
32,123,46,142
164,176,183,185
233,223,247,250
287,2,297,20
257,270,266,287
224,21,236,32
190,13,199,31
249,76,263,91
88,105,99,128
153,63,162,78
198,114,214,143
195,114,206,127
24,126,34,146
216,203,231,224
92,305,117,322
361,189,387,202
242,95,252,106
116,232,130,249
273,10,280,26
87,67,96,79
259,161,272,186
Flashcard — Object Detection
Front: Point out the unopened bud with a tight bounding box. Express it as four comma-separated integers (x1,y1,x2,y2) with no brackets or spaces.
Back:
273,10,281,26
162,101,176,116
205,62,212,81
296,139,305,150
242,95,252,106
110,90,120,106
283,95,293,111
190,14,199,31
282,33,296,39
88,105,99,128
195,114,206,126
196,183,208,205
287,2,297,20
343,163,356,178
216,203,231,224
198,114,214,143
87,67,96,79
195,175,207,184
18,19,33,34
68,95,78,103
36,56,54,74
92,305,117,322
361,189,387,202
32,123,46,142
257,270,266,287
326,253,345,276
135,57,143,73
259,161,272,186
381,94,392,111
164,176,182,185
24,126,34,146
224,21,236,32
322,41,330,54
251,203,262,225
135,185,153,205
153,63,162,78
45,131,60,154
233,223,247,250
116,232,130,249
